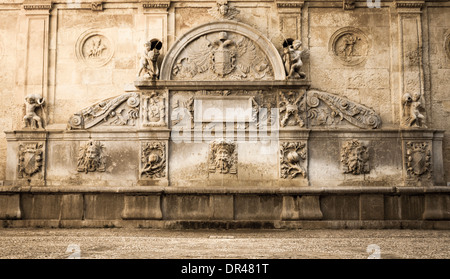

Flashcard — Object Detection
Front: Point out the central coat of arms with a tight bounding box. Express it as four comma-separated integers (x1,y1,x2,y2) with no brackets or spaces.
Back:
211,32,236,77
172,31,272,80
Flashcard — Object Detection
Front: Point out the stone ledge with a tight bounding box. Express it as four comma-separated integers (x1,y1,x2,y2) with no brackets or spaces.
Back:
0,185,448,194
133,80,311,90
2,220,450,230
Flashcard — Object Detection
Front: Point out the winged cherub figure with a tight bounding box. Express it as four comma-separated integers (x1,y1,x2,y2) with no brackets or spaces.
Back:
283,40,309,79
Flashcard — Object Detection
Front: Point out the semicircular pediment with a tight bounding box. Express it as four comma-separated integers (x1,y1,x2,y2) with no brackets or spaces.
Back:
159,21,286,81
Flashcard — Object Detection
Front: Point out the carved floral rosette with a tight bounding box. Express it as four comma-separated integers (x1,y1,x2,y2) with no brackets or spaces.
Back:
405,141,432,180
306,90,381,129
77,140,106,173
340,139,370,175
18,142,44,179
280,141,307,179
68,92,140,130
140,141,166,179
208,139,237,174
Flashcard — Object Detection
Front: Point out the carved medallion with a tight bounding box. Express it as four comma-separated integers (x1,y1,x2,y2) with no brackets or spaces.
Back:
75,30,114,67
341,140,370,175
329,27,369,66
77,140,106,173
171,31,273,80
142,92,166,127
280,142,307,179
279,91,306,128
141,142,166,179
18,142,44,178
405,141,432,179
208,139,237,174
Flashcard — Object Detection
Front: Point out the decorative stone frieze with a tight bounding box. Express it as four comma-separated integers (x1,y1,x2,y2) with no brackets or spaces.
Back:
91,2,103,11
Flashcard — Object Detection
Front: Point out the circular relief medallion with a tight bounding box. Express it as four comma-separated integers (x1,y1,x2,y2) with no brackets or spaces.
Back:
329,27,370,66
445,34,450,60
75,30,114,67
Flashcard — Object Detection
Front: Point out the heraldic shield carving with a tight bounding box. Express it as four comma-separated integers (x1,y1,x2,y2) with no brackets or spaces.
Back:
18,142,44,178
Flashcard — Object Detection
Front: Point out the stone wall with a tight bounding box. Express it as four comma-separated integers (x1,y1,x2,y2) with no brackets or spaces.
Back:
0,0,449,185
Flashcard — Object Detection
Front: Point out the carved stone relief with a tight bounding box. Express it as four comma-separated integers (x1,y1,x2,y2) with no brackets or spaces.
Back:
208,139,237,174
280,142,307,179
18,142,44,179
137,39,162,80
141,91,166,127
329,27,369,66
279,90,306,128
141,141,166,179
171,31,273,80
91,2,103,11
77,140,106,173
405,141,432,180
340,140,370,175
306,90,382,129
75,30,113,67
343,0,356,10
282,39,309,79
208,0,240,21
23,94,45,129
68,92,140,130
402,91,426,128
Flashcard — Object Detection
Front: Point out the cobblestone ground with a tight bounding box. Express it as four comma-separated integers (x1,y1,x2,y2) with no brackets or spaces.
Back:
0,228,449,259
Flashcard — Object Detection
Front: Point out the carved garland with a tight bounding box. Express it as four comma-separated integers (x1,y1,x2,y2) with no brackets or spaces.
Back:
280,142,307,179
141,142,166,179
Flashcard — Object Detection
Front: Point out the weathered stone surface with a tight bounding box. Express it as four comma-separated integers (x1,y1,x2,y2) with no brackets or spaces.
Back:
0,194,21,219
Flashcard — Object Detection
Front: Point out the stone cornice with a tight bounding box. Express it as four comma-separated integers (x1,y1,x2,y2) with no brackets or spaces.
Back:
142,1,171,10
276,1,304,9
395,1,425,9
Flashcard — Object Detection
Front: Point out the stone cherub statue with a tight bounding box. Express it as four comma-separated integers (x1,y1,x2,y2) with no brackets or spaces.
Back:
402,92,426,128
23,93,45,129
137,39,162,80
282,39,309,79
